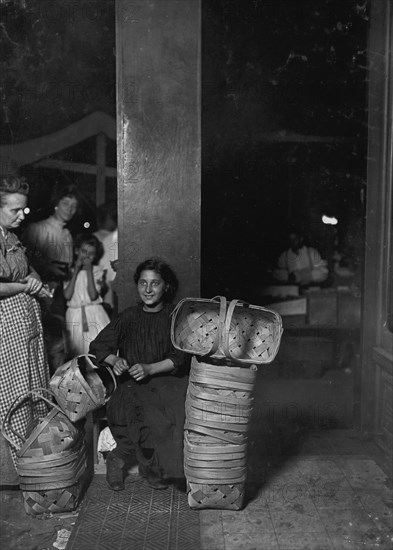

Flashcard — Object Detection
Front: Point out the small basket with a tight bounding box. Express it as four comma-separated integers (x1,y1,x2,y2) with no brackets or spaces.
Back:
50,354,117,422
184,357,257,510
1,388,87,515
171,296,283,364
171,296,227,358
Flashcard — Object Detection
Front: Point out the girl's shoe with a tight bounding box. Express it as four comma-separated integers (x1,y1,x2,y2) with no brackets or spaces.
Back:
106,451,125,491
138,463,168,490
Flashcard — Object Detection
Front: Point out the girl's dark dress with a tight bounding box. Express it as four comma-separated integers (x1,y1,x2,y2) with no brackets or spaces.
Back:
89,302,188,478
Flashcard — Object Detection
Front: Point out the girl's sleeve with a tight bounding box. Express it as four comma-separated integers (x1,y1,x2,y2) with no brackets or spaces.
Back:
89,309,129,363
165,346,189,375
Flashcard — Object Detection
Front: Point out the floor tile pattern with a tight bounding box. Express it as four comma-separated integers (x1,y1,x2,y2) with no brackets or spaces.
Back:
66,475,200,550
65,430,392,550
200,451,393,550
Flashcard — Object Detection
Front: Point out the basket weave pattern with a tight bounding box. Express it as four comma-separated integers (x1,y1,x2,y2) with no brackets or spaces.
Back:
171,297,283,364
22,484,81,516
1,389,86,516
184,357,257,510
19,408,80,459
172,300,223,356
225,307,281,363
49,354,116,422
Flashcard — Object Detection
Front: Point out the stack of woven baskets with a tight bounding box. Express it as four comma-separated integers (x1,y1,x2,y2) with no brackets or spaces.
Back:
1,354,116,517
171,296,283,510
1,389,87,516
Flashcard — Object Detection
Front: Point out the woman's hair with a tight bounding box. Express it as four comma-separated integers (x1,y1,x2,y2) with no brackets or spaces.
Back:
74,233,104,265
0,175,29,206
50,184,79,211
134,258,178,302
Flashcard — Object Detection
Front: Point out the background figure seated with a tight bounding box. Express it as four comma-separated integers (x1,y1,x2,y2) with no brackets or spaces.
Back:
273,231,329,286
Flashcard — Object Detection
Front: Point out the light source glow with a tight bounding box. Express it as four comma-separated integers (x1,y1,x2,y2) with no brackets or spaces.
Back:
322,215,338,225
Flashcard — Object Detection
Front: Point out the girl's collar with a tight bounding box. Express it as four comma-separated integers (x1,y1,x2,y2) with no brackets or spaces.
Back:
141,302,165,313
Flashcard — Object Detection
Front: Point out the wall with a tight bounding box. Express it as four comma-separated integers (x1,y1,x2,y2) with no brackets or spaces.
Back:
360,0,393,460
116,0,201,307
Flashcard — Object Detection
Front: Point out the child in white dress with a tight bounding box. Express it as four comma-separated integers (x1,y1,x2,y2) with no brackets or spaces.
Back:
64,233,110,355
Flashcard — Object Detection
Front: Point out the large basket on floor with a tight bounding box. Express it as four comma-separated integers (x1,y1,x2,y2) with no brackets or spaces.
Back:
1,388,87,515
184,357,257,510
50,354,117,422
171,296,283,364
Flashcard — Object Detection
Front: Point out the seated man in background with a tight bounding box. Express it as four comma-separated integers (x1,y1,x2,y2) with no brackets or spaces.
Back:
273,231,329,286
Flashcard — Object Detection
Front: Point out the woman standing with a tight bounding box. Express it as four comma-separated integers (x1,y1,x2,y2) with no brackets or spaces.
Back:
89,258,188,491
22,185,79,371
0,175,50,483
22,185,78,312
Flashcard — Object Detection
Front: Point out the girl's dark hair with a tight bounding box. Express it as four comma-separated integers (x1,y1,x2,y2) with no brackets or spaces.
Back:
134,258,178,302
74,233,104,265
0,175,29,206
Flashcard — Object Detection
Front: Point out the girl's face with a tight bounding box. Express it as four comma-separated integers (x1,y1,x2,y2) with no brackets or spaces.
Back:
54,196,78,223
137,269,167,311
0,193,27,230
77,243,96,264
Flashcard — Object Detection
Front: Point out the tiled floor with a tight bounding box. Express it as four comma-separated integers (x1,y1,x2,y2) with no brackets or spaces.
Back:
200,430,393,550
1,429,392,550
66,475,200,550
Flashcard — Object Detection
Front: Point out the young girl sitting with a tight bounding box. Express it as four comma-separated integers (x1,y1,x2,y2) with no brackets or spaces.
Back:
64,233,110,356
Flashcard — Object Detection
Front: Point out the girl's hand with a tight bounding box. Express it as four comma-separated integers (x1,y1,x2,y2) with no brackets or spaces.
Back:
112,357,131,376
129,363,150,382
82,257,93,270
75,257,83,271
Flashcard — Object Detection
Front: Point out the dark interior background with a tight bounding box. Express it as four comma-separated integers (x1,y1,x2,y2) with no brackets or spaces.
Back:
0,0,117,234
1,0,369,300
201,0,368,300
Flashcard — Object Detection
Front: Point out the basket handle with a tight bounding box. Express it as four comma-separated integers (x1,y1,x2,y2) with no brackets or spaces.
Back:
222,299,250,359
207,295,227,356
1,387,64,450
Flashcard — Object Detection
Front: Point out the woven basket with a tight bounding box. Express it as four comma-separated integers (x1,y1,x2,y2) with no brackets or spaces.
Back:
1,388,86,514
22,483,82,517
2,389,81,460
50,354,117,422
17,438,87,491
171,296,283,364
184,357,257,510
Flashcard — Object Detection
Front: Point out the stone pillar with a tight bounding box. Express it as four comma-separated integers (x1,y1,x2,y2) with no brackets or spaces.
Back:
115,0,201,308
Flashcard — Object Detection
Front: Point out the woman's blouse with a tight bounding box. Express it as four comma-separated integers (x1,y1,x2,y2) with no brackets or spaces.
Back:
89,302,186,377
0,227,29,282
22,216,74,277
